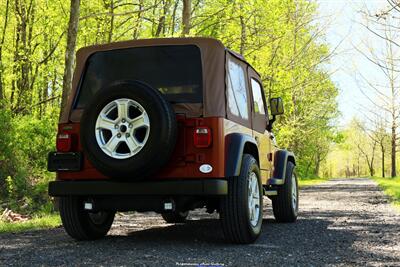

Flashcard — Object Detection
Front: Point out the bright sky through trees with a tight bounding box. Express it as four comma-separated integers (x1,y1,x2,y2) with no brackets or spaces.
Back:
317,0,383,126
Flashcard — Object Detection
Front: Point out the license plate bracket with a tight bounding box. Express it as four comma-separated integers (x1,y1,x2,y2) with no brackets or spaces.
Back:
47,152,82,172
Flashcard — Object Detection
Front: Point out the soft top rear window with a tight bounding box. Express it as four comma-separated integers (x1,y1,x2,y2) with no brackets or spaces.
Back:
75,45,203,108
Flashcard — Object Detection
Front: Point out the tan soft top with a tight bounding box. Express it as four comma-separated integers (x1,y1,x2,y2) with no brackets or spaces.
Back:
61,37,231,123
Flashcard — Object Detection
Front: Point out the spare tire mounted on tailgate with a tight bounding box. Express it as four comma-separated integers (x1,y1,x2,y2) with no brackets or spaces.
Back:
80,80,177,180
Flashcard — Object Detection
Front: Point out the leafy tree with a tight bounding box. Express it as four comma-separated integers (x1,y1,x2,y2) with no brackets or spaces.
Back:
0,0,340,212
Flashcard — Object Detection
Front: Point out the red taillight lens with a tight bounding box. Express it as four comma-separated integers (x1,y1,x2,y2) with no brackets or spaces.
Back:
194,127,212,148
56,134,72,152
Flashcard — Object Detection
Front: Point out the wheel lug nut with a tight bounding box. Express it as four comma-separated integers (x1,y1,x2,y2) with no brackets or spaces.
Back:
115,125,119,129
128,124,132,128
122,119,126,123
117,133,121,138
126,133,130,137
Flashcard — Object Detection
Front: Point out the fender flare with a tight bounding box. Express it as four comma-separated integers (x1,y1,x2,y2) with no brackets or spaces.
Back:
269,149,296,185
225,133,258,177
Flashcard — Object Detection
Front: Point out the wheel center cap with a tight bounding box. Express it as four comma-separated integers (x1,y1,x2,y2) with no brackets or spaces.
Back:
120,125,127,133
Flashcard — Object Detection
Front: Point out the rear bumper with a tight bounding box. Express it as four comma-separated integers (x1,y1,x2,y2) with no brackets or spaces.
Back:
48,179,228,197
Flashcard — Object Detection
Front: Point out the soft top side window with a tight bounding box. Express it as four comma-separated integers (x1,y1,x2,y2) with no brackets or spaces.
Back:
226,57,249,120
250,78,265,115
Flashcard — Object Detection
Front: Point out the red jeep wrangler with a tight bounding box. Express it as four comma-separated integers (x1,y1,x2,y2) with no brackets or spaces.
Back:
48,37,298,244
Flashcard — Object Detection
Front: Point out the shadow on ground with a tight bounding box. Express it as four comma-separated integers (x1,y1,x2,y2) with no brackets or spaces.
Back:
0,178,399,266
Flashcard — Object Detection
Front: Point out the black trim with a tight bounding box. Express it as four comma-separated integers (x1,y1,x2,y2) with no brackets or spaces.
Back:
225,133,257,177
47,152,82,172
48,179,227,197
268,150,295,185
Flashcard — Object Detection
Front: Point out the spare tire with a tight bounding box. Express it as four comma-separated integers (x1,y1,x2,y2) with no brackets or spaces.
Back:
80,80,177,180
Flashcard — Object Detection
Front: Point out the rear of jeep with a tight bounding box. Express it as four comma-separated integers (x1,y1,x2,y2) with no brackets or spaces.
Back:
48,38,297,244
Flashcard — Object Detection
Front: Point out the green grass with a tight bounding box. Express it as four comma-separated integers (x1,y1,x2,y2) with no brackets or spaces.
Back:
0,214,61,233
372,177,400,209
298,177,330,188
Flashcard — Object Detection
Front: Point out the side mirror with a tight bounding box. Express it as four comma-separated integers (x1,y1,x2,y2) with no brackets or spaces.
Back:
267,97,284,131
270,97,284,116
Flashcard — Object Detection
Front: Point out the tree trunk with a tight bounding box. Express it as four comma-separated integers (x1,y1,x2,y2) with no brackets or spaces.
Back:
314,152,321,177
181,0,191,36
370,142,376,177
14,0,33,112
60,0,80,118
391,121,396,177
155,0,171,37
170,0,179,36
107,0,114,43
239,14,246,55
133,0,143,39
0,0,10,102
381,143,385,178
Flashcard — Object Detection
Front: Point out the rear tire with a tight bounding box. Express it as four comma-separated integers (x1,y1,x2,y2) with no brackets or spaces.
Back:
272,161,298,222
80,80,177,180
161,211,189,223
220,154,263,244
59,196,115,240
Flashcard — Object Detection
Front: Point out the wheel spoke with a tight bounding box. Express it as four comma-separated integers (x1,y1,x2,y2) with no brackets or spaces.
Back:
117,100,129,120
252,178,258,197
247,172,261,227
292,174,297,209
125,136,141,153
97,115,115,131
131,112,149,129
103,135,120,154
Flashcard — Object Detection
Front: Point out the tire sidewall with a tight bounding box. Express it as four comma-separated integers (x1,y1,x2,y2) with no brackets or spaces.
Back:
59,196,115,240
243,156,263,238
80,80,177,179
286,162,298,217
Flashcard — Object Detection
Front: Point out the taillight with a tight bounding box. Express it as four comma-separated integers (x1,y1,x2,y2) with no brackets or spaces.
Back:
194,127,212,148
56,134,72,152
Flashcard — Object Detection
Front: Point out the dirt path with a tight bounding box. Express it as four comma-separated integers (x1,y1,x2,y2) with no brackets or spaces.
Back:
0,178,399,266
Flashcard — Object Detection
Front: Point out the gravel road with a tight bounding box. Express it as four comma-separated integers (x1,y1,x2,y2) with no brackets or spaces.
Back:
1,178,399,266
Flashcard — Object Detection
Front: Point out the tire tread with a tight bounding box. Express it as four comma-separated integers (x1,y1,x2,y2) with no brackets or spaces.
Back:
272,161,298,223
220,154,263,244
59,196,114,240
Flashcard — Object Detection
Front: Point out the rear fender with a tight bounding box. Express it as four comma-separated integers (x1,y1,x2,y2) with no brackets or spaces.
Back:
268,150,296,185
225,133,258,177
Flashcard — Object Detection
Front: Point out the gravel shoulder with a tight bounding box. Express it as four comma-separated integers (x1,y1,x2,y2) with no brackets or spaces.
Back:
1,178,399,266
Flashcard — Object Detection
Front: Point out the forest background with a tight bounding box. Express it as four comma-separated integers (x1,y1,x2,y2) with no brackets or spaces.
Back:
0,0,398,219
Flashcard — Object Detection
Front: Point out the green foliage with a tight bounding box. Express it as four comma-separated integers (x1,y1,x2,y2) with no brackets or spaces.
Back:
0,111,57,213
0,0,340,217
323,118,392,179
298,177,330,188
0,214,61,233
0,108,17,197
373,177,400,208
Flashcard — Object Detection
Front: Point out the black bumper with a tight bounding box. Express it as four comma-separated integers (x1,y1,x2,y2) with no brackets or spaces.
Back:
48,179,228,197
